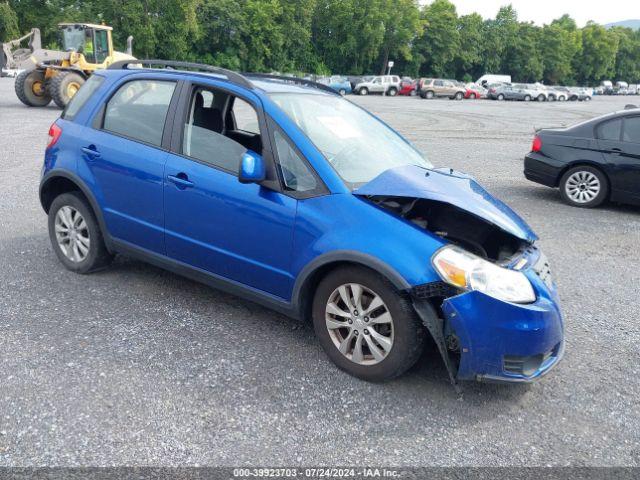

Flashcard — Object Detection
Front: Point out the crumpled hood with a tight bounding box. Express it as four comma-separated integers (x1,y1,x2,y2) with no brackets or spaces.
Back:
353,165,537,243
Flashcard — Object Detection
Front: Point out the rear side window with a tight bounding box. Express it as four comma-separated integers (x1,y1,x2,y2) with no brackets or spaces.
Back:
623,117,640,143
103,79,176,147
61,75,104,121
597,119,622,141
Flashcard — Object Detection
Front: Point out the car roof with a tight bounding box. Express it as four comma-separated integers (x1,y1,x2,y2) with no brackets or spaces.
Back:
98,65,335,96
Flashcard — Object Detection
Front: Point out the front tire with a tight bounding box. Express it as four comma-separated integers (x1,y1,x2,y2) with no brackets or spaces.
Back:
559,166,608,208
425,90,434,99
358,87,369,96
497,93,505,101
338,88,346,96
454,92,463,100
524,95,531,102
537,94,545,102
312,266,425,382
387,87,397,96
48,192,113,273
15,69,51,107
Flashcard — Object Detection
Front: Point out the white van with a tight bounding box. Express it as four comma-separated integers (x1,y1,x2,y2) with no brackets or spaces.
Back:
476,74,511,87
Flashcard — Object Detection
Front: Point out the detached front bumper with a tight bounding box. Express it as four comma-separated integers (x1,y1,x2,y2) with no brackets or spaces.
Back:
414,256,565,384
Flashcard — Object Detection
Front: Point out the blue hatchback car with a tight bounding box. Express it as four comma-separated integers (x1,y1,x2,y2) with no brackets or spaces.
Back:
40,60,564,384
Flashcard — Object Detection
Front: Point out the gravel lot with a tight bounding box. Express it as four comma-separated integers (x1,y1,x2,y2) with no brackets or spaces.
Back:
0,78,639,467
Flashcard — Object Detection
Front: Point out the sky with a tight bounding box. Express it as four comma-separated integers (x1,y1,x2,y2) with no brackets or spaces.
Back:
437,0,640,27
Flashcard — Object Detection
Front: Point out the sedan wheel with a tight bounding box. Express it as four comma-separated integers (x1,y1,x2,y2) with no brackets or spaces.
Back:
325,283,394,365
359,88,368,96
497,94,505,101
560,166,608,208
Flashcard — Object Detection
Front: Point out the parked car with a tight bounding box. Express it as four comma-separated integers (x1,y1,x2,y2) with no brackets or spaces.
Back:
398,79,417,96
547,86,570,102
417,78,465,100
525,107,640,207
464,83,486,99
318,75,352,96
487,84,532,101
628,84,639,95
40,59,564,384
354,75,401,96
523,84,548,102
348,75,372,91
568,87,592,102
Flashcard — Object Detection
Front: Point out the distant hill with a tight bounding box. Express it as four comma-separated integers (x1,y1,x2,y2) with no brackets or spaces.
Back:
605,19,640,29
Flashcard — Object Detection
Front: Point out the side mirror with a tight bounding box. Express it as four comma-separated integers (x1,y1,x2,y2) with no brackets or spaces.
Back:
238,150,266,184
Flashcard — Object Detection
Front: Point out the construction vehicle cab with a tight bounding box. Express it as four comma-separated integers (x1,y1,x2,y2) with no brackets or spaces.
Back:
4,23,134,108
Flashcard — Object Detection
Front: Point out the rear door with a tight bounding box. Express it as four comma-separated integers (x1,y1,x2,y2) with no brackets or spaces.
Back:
617,116,640,200
80,77,180,253
433,79,445,96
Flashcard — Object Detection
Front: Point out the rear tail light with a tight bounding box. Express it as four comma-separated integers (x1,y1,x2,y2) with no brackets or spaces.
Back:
531,135,542,153
47,123,62,149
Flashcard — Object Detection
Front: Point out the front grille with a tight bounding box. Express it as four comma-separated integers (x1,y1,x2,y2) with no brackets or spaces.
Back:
503,348,555,376
412,282,461,300
532,251,554,289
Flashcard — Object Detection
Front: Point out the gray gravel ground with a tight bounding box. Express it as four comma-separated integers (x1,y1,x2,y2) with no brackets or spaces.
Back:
0,78,639,467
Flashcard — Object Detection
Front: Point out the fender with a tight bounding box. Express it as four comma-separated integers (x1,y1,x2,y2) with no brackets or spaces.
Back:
39,169,114,252
290,250,411,319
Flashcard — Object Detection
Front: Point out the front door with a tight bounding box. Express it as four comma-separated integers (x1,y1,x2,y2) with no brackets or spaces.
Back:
163,83,297,299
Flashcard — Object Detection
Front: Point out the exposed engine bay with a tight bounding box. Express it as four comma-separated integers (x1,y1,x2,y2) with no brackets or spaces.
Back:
365,195,529,262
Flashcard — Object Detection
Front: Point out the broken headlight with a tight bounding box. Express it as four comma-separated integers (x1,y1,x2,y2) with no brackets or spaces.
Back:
432,245,536,304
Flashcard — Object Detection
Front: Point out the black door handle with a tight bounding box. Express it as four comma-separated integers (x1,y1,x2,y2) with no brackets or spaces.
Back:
609,148,622,155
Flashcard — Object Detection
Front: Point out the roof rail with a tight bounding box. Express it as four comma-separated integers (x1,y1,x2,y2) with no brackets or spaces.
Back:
243,73,339,95
108,59,253,89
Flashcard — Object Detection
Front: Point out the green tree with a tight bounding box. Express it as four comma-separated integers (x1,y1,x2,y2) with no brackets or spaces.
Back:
376,0,422,75
611,27,640,83
0,1,19,41
540,16,581,85
453,13,483,80
574,22,619,84
413,0,459,77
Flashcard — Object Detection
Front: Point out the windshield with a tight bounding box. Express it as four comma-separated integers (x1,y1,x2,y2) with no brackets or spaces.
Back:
60,25,86,52
269,93,431,186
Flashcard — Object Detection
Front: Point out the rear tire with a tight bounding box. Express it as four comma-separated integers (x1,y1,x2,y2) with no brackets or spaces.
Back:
15,69,51,107
49,71,85,108
48,192,113,273
497,93,505,101
454,92,463,100
387,87,397,96
524,95,531,102
425,90,434,99
537,94,545,102
312,266,426,382
559,166,608,208
338,88,346,96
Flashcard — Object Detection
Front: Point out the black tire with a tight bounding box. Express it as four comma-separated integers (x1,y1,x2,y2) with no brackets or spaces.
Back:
49,71,85,108
48,192,113,273
497,93,505,101
312,266,426,382
559,165,609,208
454,92,463,100
537,94,545,102
524,95,531,102
584,96,591,102
338,88,346,96
15,69,51,107
558,96,566,102
425,90,434,99
387,87,397,96
359,87,369,96
548,95,556,102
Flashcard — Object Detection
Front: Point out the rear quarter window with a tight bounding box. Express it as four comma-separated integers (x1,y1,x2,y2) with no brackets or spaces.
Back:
61,74,104,121
596,118,622,141
623,117,640,143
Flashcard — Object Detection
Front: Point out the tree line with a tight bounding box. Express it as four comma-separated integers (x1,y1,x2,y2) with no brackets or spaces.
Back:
2,0,639,85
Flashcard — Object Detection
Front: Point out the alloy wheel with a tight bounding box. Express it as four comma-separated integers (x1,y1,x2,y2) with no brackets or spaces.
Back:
324,283,394,365
565,171,601,203
54,206,90,262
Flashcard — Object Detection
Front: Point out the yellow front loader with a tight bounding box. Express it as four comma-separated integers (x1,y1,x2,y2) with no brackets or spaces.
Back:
2,23,134,108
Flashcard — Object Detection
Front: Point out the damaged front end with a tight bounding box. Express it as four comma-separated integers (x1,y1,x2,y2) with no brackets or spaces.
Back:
354,165,564,387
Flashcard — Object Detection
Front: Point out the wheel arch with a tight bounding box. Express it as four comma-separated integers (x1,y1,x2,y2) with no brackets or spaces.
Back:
291,252,411,322
40,170,113,251
555,161,611,194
